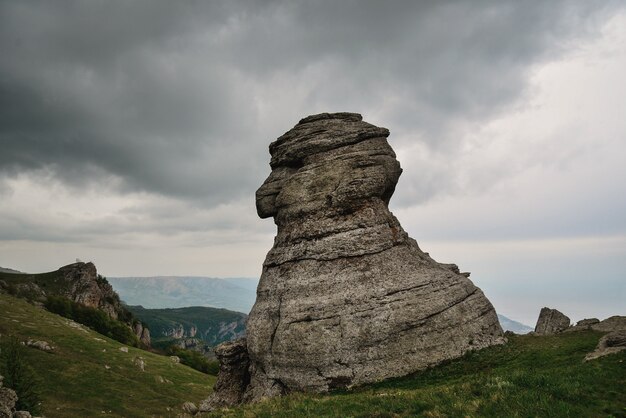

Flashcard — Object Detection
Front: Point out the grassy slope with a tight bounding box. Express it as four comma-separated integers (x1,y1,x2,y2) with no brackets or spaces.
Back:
0,269,69,295
205,332,626,418
0,293,215,418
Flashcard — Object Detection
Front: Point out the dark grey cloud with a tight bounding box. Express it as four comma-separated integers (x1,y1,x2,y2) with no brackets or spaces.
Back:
0,0,622,208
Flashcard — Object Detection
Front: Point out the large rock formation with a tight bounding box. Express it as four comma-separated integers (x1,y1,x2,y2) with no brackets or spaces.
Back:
0,262,150,346
205,112,504,408
534,307,570,335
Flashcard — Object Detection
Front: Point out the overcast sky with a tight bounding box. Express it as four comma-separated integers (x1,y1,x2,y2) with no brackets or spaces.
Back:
1,1,625,325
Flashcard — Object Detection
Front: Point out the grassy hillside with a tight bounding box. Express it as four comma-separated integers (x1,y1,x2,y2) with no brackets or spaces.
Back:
204,332,626,418
0,293,215,418
128,305,246,346
0,269,71,295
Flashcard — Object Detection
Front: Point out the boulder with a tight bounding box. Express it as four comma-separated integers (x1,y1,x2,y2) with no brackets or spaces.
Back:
25,340,53,352
199,339,250,411
576,318,600,328
133,356,145,372
584,330,626,361
205,113,504,407
13,412,32,418
0,386,17,418
181,401,198,415
534,307,570,335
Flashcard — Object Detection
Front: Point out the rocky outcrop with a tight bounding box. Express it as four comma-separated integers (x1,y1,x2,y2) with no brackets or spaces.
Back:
0,376,17,418
562,315,625,333
0,375,31,418
205,113,504,408
57,263,122,319
133,321,151,347
576,318,599,328
534,308,570,335
127,305,246,348
590,316,626,332
199,339,250,412
584,331,626,361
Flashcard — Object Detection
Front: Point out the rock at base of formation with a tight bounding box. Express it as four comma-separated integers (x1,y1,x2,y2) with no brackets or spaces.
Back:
199,339,250,412
203,112,504,409
534,307,570,335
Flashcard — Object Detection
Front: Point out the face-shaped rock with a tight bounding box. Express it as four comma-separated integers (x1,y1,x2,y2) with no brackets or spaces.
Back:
256,113,401,220
206,112,504,407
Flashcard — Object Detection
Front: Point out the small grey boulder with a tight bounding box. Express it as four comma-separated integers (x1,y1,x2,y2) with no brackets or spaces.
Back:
181,401,198,414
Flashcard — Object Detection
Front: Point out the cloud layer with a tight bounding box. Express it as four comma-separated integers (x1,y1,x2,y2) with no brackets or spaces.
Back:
1,1,625,322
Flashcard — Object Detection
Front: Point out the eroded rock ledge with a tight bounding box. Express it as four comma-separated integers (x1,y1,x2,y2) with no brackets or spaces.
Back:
202,112,504,410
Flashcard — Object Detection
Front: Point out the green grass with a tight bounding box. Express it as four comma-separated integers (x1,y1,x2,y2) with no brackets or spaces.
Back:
2,290,624,418
0,269,70,295
0,293,215,418
203,332,626,418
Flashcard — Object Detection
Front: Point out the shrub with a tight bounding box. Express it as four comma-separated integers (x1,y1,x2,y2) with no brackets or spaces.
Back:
0,335,41,414
166,346,219,375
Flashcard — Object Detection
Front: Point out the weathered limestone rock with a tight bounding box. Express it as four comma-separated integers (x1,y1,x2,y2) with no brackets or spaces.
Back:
25,339,53,352
534,307,570,335
133,356,146,371
591,316,626,332
0,383,17,418
133,321,151,347
584,330,626,361
576,318,600,328
181,401,198,415
199,339,250,412
205,113,504,407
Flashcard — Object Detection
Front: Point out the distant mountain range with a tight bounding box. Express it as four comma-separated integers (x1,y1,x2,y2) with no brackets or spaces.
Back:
108,276,258,314
498,314,533,334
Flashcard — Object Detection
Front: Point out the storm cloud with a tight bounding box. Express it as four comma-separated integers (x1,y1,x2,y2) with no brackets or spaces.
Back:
0,1,618,202
1,1,625,323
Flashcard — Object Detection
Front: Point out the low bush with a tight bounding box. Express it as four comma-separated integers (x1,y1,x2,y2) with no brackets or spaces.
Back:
167,346,219,375
0,335,41,414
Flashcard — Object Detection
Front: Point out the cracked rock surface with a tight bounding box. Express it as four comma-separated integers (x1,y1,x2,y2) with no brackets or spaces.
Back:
208,112,504,407
534,307,570,335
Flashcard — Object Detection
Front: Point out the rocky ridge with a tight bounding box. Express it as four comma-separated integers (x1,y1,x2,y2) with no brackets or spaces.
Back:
0,262,150,346
203,112,505,409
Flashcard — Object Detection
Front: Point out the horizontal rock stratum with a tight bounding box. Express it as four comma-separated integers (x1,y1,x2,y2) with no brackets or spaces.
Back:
204,112,505,408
